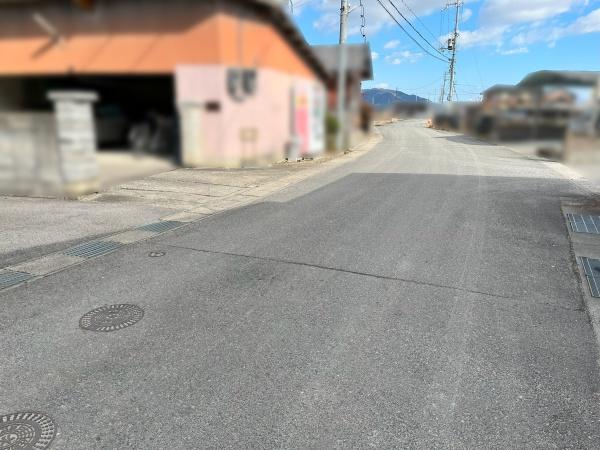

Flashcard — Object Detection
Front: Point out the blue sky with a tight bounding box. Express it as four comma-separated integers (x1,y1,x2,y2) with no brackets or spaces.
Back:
289,0,600,100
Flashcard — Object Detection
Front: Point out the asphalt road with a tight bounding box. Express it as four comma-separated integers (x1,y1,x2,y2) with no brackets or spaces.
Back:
2,121,600,448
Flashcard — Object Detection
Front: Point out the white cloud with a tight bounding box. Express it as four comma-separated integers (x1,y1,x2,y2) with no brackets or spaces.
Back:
385,50,423,64
455,1,599,52
509,7,600,47
499,46,529,55
480,0,583,27
445,25,506,49
371,51,379,61
384,39,400,49
572,7,600,33
462,8,473,23
376,82,390,89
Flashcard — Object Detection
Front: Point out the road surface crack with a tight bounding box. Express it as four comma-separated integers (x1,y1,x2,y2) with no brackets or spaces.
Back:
167,244,582,313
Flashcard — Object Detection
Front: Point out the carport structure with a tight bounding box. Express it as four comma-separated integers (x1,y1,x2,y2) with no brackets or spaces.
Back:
0,0,328,168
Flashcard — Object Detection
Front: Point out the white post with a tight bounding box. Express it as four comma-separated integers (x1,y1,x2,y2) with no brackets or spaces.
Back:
48,90,99,197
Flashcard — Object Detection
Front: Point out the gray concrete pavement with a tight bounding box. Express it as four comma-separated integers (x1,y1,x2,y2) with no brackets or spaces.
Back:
0,136,377,269
2,121,600,448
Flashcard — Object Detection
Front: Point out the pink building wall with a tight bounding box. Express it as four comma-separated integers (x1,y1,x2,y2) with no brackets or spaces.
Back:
176,65,325,167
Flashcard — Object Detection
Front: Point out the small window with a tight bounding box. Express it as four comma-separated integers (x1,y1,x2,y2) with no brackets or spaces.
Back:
243,70,257,96
227,68,257,101
227,68,244,101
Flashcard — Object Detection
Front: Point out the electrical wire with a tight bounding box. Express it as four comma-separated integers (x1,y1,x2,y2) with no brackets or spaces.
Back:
375,0,449,63
398,0,438,42
387,0,447,58
405,76,445,93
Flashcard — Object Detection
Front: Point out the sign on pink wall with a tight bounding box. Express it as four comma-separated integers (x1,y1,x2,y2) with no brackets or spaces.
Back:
293,81,325,156
294,86,310,155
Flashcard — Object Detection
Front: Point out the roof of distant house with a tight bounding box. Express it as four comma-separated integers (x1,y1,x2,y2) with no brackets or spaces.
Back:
482,84,531,97
312,44,374,82
518,70,600,88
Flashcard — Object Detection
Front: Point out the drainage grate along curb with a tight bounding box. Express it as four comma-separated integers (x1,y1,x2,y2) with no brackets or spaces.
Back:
581,257,600,298
0,411,56,449
0,270,34,289
61,240,122,259
567,213,600,234
138,221,184,233
79,304,144,332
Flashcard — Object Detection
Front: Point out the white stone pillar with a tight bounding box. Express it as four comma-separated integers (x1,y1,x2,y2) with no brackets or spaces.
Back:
48,91,99,198
179,102,205,167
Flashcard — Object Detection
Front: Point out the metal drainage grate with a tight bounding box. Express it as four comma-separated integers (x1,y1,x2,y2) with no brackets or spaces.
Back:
0,412,56,449
62,240,122,259
567,213,600,234
581,257,600,298
0,270,33,289
138,221,183,233
80,304,144,332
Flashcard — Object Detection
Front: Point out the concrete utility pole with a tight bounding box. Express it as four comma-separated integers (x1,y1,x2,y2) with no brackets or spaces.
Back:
336,0,349,151
439,72,447,103
446,1,461,102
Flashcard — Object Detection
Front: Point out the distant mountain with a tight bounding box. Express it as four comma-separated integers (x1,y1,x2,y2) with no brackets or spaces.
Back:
362,88,428,106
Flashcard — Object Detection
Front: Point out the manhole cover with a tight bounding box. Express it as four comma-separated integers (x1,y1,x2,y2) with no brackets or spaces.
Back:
0,412,56,449
148,251,165,258
79,304,144,332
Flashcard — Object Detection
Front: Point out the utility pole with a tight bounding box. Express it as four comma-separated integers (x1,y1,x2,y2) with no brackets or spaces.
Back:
439,1,461,103
446,1,461,102
439,72,447,103
336,0,349,151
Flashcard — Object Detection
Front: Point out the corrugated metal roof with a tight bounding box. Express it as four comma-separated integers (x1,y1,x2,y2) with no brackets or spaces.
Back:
0,0,329,81
312,44,374,81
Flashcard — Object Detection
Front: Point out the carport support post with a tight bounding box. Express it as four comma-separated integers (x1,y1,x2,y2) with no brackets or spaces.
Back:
179,101,204,168
48,91,100,198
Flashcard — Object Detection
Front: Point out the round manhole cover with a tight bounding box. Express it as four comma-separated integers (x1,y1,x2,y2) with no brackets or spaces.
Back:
0,412,56,449
148,251,165,258
79,304,144,332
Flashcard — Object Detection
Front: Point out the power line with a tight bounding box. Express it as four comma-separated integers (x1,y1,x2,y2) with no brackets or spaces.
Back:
387,0,447,58
375,0,449,63
405,76,445,92
397,0,438,42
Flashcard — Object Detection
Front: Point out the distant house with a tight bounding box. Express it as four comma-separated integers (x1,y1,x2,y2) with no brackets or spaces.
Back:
0,0,328,168
312,44,373,146
476,71,600,141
